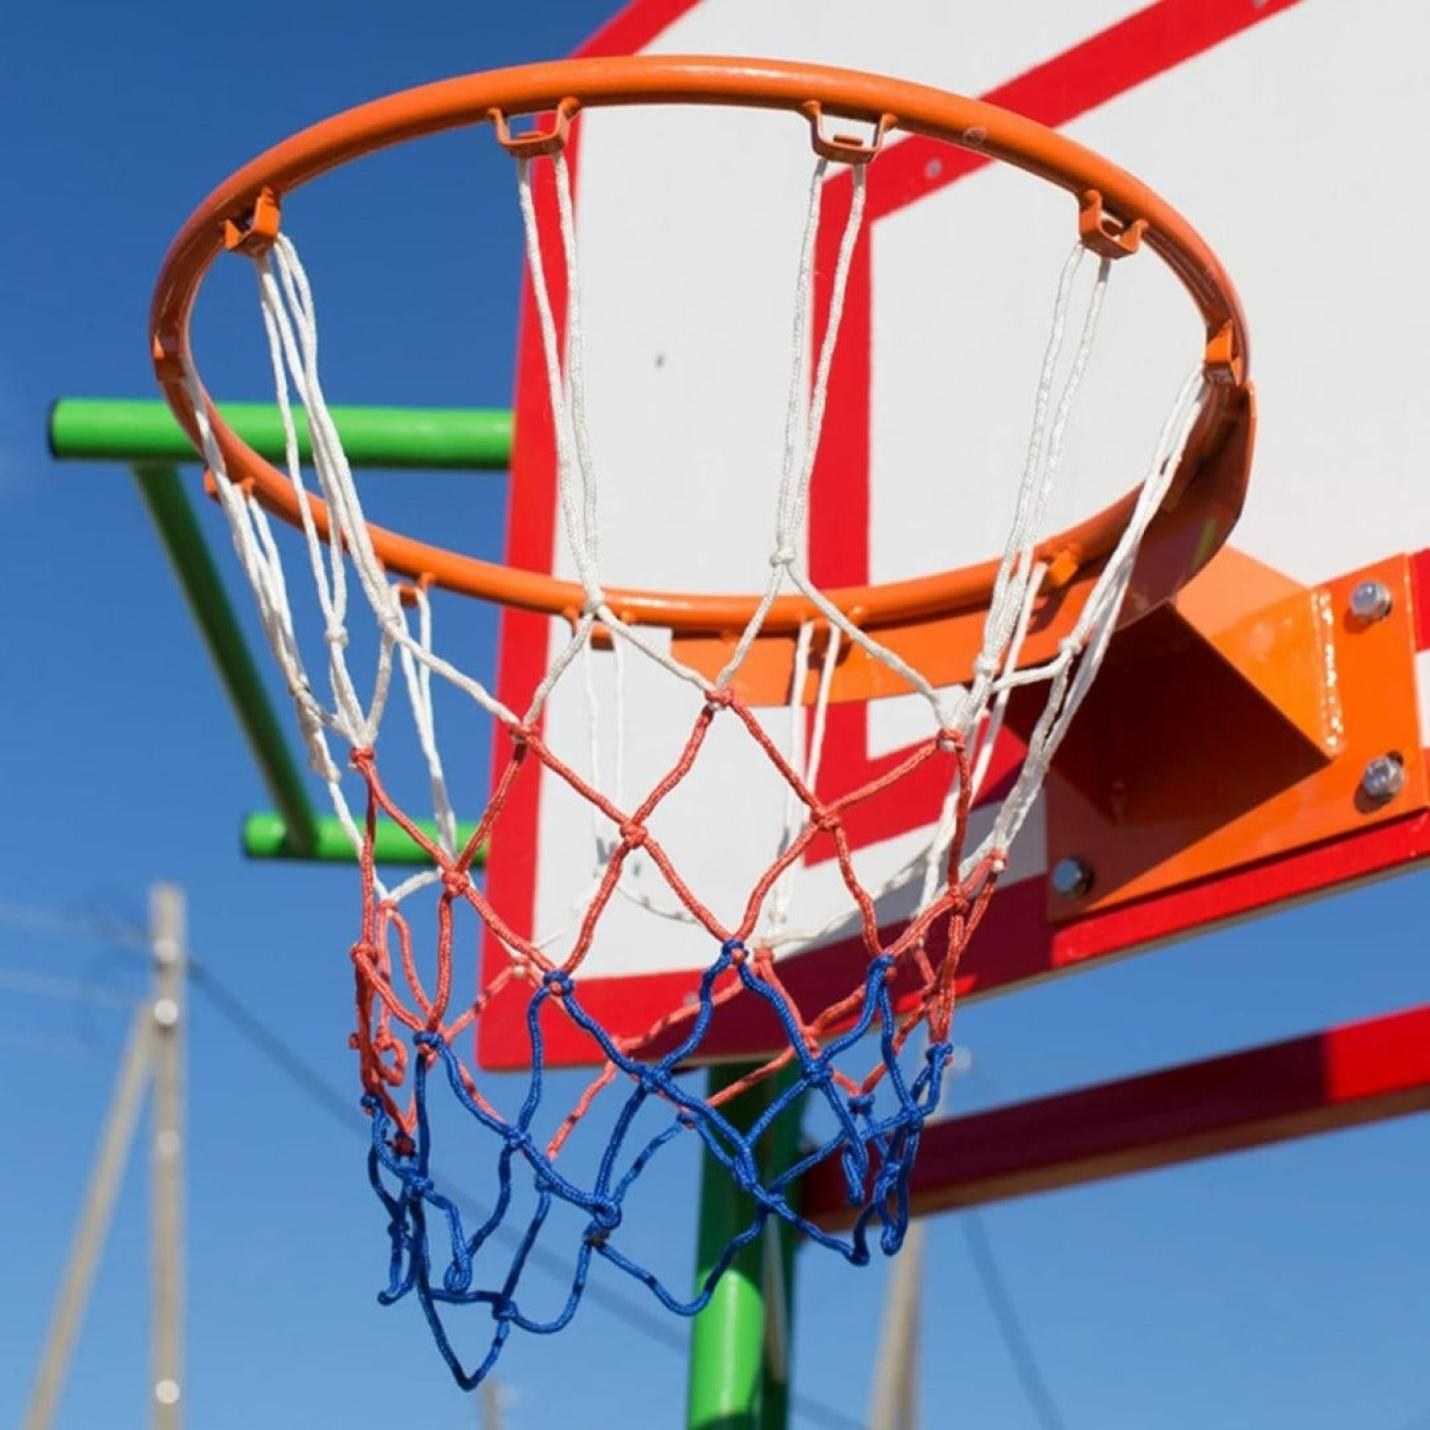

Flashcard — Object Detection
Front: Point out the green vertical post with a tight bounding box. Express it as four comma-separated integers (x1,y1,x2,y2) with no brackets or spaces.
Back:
686,1063,802,1430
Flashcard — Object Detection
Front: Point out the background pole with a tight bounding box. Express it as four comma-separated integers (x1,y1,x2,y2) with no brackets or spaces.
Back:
150,884,186,1428
24,1000,154,1428
866,1219,925,1430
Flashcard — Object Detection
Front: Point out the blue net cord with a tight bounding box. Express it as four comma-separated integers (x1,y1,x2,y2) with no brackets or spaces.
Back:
364,939,956,1391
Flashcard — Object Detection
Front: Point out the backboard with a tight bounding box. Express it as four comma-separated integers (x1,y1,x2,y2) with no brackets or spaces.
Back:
480,0,1430,1069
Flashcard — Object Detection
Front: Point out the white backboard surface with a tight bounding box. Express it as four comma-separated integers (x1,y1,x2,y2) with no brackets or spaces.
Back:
480,0,1430,1068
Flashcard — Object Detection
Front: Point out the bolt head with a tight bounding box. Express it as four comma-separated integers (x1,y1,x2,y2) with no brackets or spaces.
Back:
1348,579,1393,623
152,997,180,1028
154,1379,181,1406
1361,753,1406,803
1051,857,1093,898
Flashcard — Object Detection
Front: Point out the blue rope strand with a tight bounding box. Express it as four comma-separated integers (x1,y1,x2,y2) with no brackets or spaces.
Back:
364,938,956,1388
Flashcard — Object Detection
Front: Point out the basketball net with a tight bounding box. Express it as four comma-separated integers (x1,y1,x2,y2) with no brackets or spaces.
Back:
177,138,1207,1387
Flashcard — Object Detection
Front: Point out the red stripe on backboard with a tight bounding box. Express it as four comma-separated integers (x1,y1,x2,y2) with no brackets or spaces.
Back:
865,0,1307,221
573,0,703,58
479,154,568,1042
1052,807,1430,975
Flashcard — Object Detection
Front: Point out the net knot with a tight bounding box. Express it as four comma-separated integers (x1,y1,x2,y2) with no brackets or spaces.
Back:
769,546,796,569
720,937,749,965
404,1171,435,1199
441,868,472,899
618,821,648,850
581,588,608,617
325,623,350,649
542,969,574,998
705,688,736,712
349,746,375,770
589,1198,622,1234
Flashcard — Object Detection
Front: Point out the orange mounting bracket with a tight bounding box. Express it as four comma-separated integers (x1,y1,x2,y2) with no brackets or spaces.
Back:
1036,550,1429,922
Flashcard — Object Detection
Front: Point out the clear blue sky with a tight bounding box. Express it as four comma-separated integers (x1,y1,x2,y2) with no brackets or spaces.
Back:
1,3,1427,1427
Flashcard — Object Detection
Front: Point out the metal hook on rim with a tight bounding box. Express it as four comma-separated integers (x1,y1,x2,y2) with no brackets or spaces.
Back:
223,187,283,257
489,97,581,158
1077,189,1146,260
802,102,897,165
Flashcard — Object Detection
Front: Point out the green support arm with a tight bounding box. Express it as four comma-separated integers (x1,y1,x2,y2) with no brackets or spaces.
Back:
51,398,512,470
242,812,483,865
131,462,322,859
50,397,514,866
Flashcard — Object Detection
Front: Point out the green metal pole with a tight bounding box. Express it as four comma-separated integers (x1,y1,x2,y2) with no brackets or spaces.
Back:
131,463,320,858
686,1063,802,1430
53,399,512,470
242,811,486,867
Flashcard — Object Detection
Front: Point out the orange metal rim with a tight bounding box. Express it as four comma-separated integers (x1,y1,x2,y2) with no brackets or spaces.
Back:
151,54,1253,643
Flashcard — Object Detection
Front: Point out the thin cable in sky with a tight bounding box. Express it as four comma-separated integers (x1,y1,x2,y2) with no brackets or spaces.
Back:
962,1209,1068,1430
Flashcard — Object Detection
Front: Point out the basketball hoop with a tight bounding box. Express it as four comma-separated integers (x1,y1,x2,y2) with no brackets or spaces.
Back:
151,56,1253,1388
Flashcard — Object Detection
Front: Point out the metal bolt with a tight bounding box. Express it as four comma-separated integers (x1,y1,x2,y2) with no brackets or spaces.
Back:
1348,579,1393,623
1051,857,1093,898
152,997,180,1029
1361,753,1406,803
154,1379,181,1406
